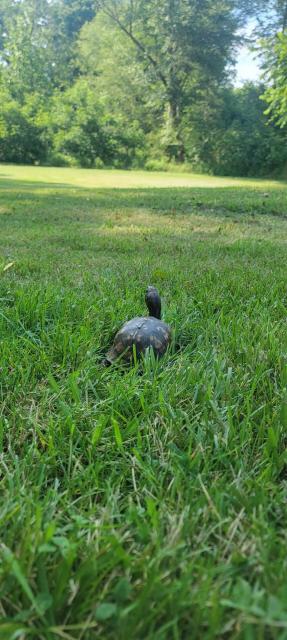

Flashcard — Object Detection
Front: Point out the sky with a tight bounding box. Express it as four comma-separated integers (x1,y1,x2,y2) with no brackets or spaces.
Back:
235,19,261,86
235,46,261,85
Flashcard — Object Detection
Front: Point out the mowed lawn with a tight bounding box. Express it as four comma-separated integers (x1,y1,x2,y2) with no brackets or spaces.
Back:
1,166,287,639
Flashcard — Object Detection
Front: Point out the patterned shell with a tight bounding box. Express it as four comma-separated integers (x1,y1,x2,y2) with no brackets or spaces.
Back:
105,316,171,363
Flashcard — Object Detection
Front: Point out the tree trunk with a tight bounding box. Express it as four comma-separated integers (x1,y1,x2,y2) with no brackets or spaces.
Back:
167,97,185,162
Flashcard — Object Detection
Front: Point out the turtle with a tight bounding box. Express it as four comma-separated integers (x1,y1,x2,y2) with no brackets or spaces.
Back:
103,286,171,365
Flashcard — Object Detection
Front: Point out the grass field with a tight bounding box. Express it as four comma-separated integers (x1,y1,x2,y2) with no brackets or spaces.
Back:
1,165,287,639
1,163,287,189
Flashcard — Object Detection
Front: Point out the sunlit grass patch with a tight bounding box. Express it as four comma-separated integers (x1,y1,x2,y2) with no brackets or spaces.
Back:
1,162,287,190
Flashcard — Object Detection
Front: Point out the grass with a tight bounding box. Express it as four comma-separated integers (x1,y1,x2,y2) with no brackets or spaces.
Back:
1,165,287,639
1,162,287,189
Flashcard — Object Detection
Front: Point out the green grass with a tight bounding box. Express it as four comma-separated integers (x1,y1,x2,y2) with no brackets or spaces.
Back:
1,165,287,639
1,162,287,189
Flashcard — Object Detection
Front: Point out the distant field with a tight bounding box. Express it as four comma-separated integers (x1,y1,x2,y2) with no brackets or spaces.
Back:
1,162,287,190
1,166,287,639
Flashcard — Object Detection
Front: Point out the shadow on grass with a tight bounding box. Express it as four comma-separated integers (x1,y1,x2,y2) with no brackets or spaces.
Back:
1,175,287,222
0,178,84,190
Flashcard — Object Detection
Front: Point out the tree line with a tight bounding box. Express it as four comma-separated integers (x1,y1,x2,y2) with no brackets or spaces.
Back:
0,0,287,176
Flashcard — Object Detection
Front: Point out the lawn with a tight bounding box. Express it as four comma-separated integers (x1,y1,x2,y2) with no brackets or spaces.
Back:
1,165,287,639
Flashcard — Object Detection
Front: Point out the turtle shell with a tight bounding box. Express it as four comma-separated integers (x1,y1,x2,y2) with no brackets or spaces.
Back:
105,316,171,364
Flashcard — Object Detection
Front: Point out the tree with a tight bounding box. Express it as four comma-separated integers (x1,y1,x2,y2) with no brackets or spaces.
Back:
50,70,146,168
0,0,286,174
0,0,97,164
0,90,48,163
210,83,287,176
94,0,248,160
247,0,287,129
77,13,159,164
0,0,97,99
262,33,287,128
249,1,287,36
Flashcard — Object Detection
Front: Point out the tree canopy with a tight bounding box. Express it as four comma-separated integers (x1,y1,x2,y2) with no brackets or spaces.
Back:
0,0,286,175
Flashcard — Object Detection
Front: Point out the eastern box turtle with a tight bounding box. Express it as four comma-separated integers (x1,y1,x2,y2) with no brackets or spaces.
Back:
103,286,171,365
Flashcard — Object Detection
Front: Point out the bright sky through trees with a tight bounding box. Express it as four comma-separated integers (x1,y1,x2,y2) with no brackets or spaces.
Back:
235,19,261,85
236,46,261,84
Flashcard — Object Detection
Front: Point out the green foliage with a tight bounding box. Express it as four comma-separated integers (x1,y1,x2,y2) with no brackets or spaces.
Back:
0,0,286,174
263,32,287,128
0,92,49,164
247,2,287,135
185,83,287,176
96,0,243,159
50,77,146,167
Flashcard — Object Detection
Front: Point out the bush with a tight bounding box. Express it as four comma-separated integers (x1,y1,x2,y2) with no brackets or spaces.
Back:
184,84,287,177
0,100,48,164
144,159,169,172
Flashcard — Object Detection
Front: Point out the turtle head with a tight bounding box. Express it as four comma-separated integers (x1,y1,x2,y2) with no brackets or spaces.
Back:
102,346,116,367
145,286,161,319
102,357,112,367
